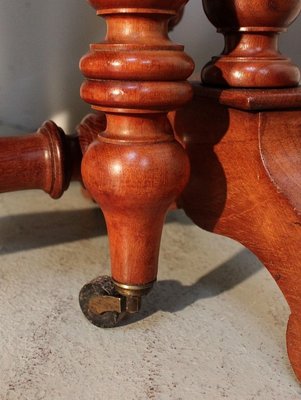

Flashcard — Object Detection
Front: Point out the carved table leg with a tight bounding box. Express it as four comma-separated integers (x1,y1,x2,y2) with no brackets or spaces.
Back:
79,0,194,327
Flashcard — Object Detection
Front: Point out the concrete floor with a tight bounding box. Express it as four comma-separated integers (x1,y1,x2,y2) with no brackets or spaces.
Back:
0,183,300,400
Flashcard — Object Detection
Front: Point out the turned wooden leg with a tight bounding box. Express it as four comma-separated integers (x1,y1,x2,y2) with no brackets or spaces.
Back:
172,85,301,380
78,0,193,327
0,113,104,198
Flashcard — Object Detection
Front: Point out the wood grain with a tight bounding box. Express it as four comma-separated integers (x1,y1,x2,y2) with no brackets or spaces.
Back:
171,83,301,380
0,114,104,198
80,0,193,286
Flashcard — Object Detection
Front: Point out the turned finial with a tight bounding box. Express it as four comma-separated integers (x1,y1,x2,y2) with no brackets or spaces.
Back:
201,0,301,87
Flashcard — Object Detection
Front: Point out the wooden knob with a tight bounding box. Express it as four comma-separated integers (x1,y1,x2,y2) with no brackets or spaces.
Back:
201,0,301,87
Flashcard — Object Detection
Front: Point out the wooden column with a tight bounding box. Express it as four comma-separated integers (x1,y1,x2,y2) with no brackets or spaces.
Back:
79,0,194,326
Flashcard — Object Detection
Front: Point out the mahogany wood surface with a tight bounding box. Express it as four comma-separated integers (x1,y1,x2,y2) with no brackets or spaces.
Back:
80,0,194,286
0,114,103,198
198,85,301,111
1,0,300,383
202,0,301,87
170,83,301,380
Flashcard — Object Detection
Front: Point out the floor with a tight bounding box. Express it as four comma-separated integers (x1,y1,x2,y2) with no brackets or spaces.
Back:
0,182,300,400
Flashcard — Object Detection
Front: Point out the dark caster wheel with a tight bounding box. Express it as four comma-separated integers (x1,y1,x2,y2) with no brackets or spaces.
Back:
79,275,126,328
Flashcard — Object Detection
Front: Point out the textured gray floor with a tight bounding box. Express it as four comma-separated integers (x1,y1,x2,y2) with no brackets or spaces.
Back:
0,183,300,400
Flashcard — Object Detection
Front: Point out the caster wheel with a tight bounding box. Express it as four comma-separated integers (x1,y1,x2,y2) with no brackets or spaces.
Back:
79,275,126,328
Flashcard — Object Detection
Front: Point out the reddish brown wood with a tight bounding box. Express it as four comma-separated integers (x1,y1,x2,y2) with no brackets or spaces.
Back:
0,113,104,198
80,0,193,287
76,113,106,156
197,85,301,110
201,0,301,87
170,83,301,381
260,110,301,213
0,121,70,199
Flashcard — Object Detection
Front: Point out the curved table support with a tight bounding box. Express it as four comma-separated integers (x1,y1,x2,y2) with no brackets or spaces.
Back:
171,83,301,380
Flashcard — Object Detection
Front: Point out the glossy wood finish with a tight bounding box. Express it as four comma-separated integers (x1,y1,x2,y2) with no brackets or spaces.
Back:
170,83,301,380
76,112,106,156
0,121,71,198
260,110,301,213
1,0,300,380
80,0,193,286
0,114,103,198
201,0,301,87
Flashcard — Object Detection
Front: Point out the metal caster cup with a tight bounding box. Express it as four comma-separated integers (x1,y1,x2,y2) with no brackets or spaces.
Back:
79,275,154,328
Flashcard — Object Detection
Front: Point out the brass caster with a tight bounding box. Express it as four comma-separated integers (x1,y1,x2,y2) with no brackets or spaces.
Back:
79,276,155,328
79,275,126,328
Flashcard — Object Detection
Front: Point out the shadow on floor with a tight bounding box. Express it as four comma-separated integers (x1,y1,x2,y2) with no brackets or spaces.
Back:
0,207,266,328
121,249,263,325
0,208,192,255
0,208,106,255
